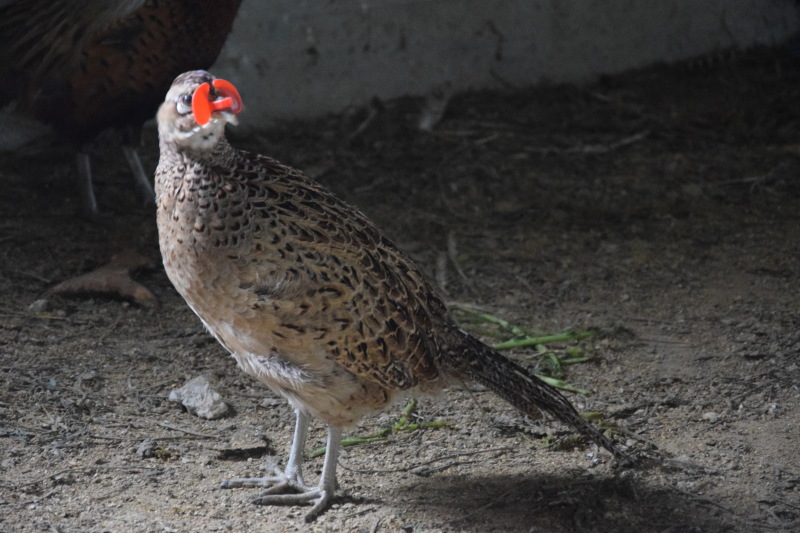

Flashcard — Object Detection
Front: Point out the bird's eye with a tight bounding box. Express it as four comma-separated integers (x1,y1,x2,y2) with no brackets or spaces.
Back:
176,94,192,115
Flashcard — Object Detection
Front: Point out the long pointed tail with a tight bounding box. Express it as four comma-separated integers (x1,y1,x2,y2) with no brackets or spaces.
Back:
441,328,626,461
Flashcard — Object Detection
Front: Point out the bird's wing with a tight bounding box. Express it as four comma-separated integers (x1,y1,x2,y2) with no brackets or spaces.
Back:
220,153,448,392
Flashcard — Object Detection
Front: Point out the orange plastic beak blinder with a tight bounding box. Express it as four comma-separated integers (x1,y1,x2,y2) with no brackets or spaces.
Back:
191,79,243,126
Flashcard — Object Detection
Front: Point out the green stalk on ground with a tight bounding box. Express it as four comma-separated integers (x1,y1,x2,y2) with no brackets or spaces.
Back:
309,398,449,458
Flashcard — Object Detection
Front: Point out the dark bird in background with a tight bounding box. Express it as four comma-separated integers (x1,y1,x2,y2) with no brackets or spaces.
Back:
155,70,631,522
0,0,242,215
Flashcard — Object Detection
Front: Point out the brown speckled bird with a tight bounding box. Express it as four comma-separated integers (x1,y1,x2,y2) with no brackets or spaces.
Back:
155,71,628,522
0,0,241,214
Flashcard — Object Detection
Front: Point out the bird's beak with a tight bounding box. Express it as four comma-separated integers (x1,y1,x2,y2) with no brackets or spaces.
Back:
217,110,239,127
192,79,243,126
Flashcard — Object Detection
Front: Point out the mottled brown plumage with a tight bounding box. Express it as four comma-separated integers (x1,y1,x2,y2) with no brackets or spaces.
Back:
156,71,628,522
0,0,241,213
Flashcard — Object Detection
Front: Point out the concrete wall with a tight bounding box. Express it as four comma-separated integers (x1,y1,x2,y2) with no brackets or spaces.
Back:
214,0,799,122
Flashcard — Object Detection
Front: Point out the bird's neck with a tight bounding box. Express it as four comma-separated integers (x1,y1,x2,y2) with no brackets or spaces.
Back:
155,136,242,215
161,136,238,167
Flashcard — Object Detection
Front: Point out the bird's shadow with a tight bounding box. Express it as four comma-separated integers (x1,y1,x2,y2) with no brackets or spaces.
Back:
371,471,734,533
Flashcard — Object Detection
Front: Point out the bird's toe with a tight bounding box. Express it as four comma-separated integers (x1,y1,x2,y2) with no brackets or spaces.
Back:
251,487,331,522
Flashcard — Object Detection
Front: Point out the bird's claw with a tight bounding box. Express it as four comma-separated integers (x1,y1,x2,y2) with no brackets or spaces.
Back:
252,487,332,522
219,476,285,489
220,471,332,521
219,465,303,489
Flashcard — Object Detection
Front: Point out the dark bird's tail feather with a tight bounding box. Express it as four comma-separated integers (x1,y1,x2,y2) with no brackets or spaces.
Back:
442,328,626,461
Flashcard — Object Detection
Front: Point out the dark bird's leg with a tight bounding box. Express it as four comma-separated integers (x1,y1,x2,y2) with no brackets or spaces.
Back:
75,151,99,217
221,409,341,522
123,145,155,206
75,128,154,217
122,127,155,206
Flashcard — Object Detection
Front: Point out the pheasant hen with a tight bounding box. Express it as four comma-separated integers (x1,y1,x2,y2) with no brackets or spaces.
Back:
0,0,241,214
155,70,629,522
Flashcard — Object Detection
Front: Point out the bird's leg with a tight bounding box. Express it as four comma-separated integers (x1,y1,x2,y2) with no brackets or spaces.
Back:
219,410,341,521
220,409,311,491
122,144,155,206
308,425,342,520
75,152,99,217
252,422,341,522
275,407,311,488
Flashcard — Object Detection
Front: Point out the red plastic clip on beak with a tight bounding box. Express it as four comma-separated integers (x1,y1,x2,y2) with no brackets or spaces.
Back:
191,79,243,125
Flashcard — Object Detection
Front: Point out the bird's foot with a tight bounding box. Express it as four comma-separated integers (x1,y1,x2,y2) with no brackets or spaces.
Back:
220,470,333,522
253,484,332,522
219,463,306,492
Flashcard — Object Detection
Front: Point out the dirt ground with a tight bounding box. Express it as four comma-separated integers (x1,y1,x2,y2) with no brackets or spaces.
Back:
1,45,799,533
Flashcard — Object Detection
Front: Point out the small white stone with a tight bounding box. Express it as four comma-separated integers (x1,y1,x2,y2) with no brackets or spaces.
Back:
28,298,50,313
169,375,229,419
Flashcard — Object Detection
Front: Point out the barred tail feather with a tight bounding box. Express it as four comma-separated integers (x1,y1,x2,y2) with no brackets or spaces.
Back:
442,329,625,460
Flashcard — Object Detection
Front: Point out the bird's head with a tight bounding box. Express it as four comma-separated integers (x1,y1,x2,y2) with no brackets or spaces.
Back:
157,70,243,154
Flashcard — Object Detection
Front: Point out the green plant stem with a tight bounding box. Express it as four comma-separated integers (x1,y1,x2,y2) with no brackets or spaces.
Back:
493,330,595,350
308,398,449,458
